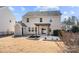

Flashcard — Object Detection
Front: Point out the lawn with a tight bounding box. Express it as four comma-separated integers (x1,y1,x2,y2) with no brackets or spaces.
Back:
0,36,65,53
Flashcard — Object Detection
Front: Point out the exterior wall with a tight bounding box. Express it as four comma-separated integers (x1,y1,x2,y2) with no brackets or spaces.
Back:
0,7,15,35
14,23,22,36
22,27,27,35
22,15,62,35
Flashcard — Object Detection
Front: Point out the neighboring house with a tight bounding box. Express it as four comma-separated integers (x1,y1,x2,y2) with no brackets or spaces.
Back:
15,11,62,36
77,22,79,27
0,7,15,35
62,24,73,31
62,16,78,31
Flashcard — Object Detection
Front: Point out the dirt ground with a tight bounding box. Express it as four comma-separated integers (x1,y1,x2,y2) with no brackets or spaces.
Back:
0,36,66,53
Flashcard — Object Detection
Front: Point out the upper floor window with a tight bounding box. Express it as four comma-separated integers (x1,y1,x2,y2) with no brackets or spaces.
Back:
40,18,42,22
27,18,29,22
9,20,11,23
50,19,52,22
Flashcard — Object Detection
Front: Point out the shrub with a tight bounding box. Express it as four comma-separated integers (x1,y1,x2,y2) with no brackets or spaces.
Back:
53,30,62,36
71,26,79,33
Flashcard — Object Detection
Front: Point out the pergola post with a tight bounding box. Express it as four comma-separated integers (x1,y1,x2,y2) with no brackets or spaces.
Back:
47,25,50,35
38,25,39,35
35,26,37,36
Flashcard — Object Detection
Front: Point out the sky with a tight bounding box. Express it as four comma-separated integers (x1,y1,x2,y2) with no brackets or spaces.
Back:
8,6,79,21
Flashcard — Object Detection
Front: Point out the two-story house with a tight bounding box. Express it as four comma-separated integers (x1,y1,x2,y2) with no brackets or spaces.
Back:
15,11,62,36
0,6,15,35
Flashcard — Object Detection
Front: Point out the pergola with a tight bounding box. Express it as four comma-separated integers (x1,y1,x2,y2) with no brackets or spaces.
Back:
34,23,51,35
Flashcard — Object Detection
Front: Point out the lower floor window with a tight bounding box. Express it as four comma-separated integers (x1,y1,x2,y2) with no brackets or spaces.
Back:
28,27,35,32
32,27,34,32
28,27,30,32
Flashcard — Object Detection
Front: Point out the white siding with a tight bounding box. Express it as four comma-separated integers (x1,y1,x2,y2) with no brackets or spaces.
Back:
14,23,22,36
0,7,15,35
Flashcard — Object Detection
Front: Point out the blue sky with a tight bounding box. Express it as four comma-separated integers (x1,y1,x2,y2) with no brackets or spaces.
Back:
8,6,79,21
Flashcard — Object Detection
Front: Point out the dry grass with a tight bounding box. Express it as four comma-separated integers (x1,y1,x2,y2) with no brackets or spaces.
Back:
0,36,65,53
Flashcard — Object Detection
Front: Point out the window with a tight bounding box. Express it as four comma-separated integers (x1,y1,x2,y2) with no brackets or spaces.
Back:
9,20,11,23
28,27,30,32
27,18,29,22
40,18,42,22
50,18,52,22
50,19,52,22
32,27,34,32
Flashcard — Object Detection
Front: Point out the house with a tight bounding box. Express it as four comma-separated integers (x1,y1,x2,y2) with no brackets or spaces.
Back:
15,11,62,36
62,16,78,31
0,7,15,35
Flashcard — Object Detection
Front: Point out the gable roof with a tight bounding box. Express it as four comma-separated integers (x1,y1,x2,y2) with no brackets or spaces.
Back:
23,11,62,17
18,21,27,27
20,23,27,27
0,6,5,8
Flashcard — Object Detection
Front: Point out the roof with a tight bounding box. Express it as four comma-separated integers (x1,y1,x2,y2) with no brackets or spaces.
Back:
18,21,27,27
23,11,62,17
20,23,27,27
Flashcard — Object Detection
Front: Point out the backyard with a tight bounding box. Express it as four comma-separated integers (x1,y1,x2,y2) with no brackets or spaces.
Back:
0,36,65,53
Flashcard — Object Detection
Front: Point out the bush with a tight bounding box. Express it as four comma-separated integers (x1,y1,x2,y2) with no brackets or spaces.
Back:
71,26,79,33
53,30,62,36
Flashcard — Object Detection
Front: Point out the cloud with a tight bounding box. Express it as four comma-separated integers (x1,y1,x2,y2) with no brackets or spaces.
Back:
63,11,68,15
20,7,26,11
35,6,60,11
8,7,15,11
70,11,75,14
14,13,19,16
71,6,79,8
47,6,60,10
